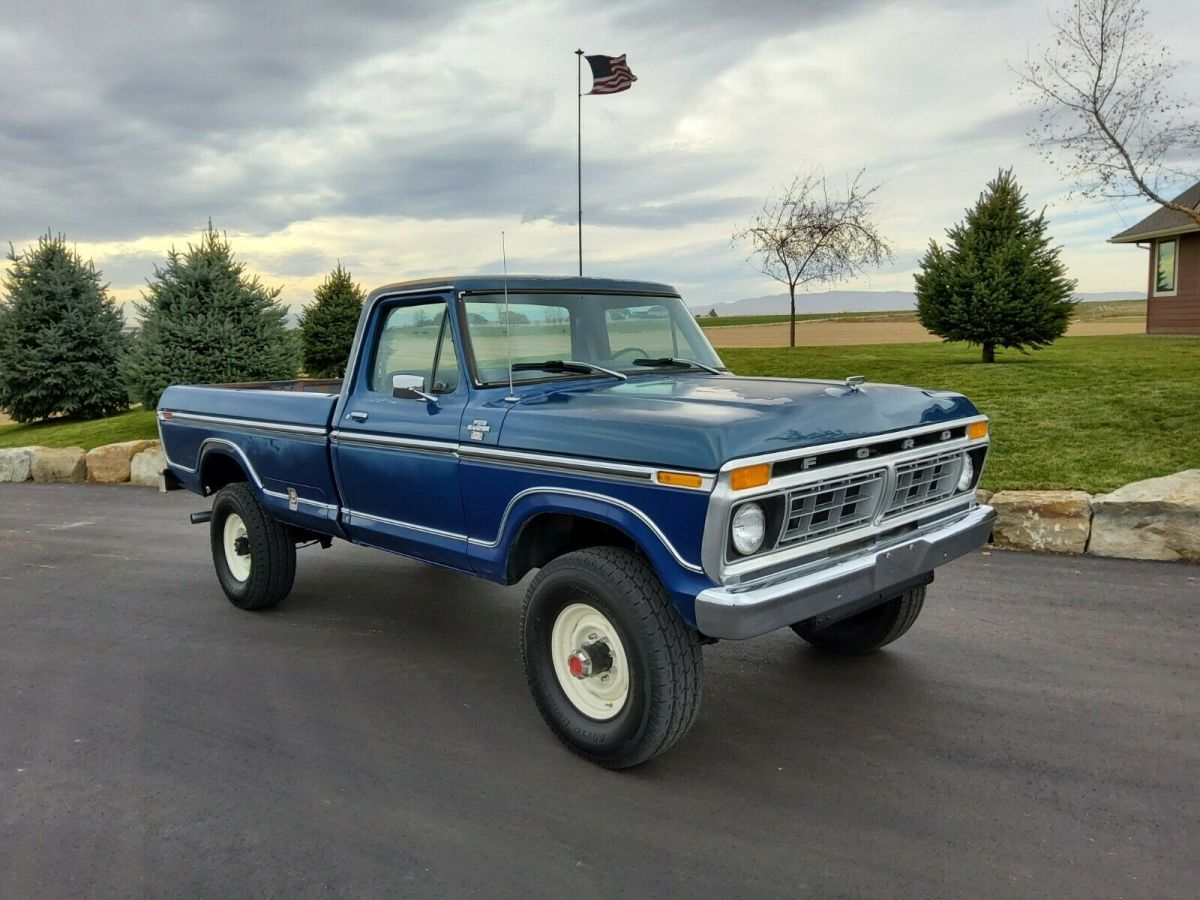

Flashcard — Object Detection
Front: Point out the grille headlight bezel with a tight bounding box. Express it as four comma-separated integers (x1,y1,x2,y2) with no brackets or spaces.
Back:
956,453,975,492
730,502,767,556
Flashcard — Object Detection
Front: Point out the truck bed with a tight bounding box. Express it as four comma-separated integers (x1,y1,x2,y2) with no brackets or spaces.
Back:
160,383,340,431
158,383,342,536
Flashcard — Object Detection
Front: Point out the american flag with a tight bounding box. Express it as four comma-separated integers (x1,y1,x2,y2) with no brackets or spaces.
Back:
585,54,637,95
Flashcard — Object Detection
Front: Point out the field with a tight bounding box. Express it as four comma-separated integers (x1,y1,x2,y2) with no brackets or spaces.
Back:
703,318,1143,348
696,298,1147,329
697,300,1147,348
722,334,1199,493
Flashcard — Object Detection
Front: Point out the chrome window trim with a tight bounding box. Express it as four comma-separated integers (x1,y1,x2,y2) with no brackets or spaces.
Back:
467,486,705,574
703,417,990,584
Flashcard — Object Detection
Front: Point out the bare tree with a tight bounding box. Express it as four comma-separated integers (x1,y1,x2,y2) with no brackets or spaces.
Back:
733,168,892,347
1016,0,1200,227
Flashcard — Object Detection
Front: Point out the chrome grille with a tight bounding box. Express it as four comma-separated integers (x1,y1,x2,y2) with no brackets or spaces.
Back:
884,450,964,518
779,470,886,547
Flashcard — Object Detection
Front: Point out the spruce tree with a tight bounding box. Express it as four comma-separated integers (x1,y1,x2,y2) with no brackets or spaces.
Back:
915,169,1077,363
299,262,365,378
0,232,128,423
127,225,298,406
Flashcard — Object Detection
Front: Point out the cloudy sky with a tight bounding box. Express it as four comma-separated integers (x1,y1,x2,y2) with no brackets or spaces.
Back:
2,0,1197,317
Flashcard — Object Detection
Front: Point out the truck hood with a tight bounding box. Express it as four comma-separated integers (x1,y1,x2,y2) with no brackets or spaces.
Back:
496,375,980,471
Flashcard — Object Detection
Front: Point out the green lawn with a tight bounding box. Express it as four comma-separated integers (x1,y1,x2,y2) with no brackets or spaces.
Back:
721,335,1198,493
1,333,1192,493
0,409,159,450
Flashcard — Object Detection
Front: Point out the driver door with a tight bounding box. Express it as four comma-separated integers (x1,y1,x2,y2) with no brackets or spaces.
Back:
334,297,468,566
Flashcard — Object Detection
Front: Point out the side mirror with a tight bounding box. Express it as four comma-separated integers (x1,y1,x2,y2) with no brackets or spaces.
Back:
392,374,438,404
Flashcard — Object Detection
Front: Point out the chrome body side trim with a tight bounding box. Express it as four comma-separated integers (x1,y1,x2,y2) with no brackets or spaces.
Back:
158,410,327,437
330,430,460,456
341,507,467,542
160,435,336,512
269,492,338,513
459,445,715,490
694,505,996,640
467,486,705,574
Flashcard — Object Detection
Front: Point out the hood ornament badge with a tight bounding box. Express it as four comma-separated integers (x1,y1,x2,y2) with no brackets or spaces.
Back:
845,375,866,392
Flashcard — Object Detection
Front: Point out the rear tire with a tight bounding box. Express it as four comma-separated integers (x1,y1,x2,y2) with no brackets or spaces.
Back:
791,585,926,655
521,547,703,769
209,482,296,611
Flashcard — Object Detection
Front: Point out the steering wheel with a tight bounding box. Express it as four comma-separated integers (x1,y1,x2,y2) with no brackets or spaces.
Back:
611,347,649,361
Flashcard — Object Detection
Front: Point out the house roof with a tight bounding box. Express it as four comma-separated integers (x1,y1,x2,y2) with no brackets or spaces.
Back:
1109,181,1200,243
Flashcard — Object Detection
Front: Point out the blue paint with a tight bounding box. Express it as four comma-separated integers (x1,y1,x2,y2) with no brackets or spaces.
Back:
159,276,984,621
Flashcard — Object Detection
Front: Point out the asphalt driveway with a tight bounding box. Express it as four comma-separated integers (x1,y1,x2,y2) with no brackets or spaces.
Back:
1,484,1197,898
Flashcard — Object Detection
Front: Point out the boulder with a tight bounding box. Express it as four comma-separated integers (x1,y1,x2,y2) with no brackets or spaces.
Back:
30,446,87,483
86,440,159,484
1089,470,1200,562
989,490,1092,554
129,444,167,487
976,488,993,506
0,447,36,483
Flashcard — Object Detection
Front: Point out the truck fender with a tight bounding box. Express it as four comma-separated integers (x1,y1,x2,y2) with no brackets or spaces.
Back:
471,488,713,625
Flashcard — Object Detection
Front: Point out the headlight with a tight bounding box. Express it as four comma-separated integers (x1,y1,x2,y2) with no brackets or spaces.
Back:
731,503,766,556
957,454,975,492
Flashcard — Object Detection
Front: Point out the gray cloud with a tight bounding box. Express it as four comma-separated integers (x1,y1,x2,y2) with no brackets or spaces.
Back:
0,0,912,245
0,0,473,240
0,0,1164,311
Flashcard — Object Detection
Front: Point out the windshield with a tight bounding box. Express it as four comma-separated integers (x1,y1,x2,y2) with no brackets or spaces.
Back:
461,292,725,385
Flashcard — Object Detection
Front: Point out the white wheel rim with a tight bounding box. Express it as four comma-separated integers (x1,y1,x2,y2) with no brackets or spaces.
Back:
223,513,251,582
550,602,630,721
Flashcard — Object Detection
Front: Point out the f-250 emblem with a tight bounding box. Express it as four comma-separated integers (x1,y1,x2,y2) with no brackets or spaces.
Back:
467,419,491,441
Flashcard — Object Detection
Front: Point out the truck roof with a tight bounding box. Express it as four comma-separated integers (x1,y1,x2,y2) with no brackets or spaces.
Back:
367,275,679,300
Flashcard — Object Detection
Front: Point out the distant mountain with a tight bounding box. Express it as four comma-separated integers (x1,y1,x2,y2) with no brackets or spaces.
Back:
690,289,1143,317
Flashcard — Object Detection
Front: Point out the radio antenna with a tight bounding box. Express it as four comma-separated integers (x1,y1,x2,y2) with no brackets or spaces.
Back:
501,231,518,403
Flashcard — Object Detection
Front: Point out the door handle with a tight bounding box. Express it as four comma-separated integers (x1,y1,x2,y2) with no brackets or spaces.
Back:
348,411,368,422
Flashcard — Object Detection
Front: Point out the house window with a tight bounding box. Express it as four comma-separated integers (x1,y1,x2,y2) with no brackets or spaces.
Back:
1154,239,1178,295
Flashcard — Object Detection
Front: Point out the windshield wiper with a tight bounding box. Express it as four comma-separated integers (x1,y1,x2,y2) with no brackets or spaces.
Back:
510,360,627,381
631,357,723,375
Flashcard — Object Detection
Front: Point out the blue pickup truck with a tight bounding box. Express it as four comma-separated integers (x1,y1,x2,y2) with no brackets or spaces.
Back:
158,275,995,767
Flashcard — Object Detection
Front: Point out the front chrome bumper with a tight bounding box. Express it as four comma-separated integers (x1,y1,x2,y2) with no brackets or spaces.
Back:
693,504,996,640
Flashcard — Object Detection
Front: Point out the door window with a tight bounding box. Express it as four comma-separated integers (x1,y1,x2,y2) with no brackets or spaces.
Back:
370,302,459,393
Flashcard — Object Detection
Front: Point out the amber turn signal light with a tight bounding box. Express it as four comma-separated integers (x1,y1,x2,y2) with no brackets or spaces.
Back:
730,463,770,491
657,471,704,488
967,421,989,440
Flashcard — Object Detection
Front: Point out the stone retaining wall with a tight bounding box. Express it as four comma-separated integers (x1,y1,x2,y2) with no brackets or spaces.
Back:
0,442,166,488
1,442,1197,563
988,472,1200,562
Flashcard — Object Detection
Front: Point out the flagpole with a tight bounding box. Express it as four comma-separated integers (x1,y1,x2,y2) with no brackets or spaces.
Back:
575,48,584,277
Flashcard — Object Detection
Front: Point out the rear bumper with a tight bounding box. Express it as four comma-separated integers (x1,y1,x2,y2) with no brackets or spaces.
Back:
694,505,996,640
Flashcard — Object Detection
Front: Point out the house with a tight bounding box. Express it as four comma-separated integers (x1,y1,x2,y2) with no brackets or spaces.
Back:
1109,181,1200,335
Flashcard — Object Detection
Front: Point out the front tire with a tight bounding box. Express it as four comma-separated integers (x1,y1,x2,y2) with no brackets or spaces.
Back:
210,482,296,611
521,547,703,769
791,584,926,655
